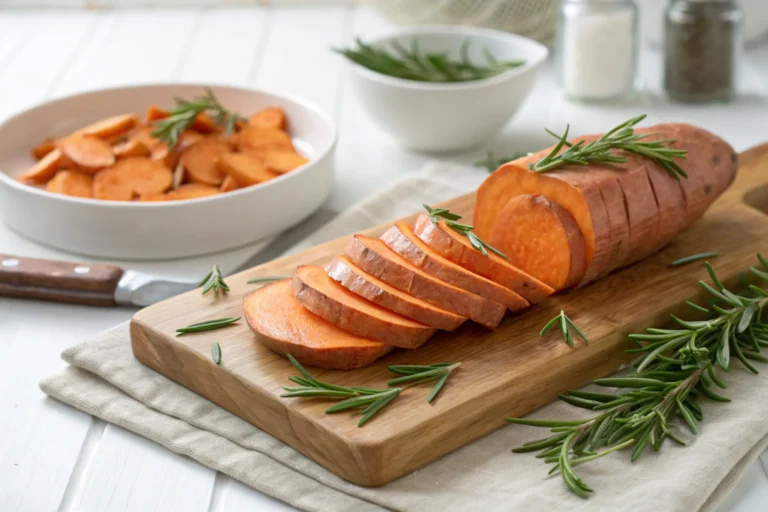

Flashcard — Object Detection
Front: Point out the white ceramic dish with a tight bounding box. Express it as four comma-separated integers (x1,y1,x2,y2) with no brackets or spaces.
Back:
346,25,549,152
0,84,336,260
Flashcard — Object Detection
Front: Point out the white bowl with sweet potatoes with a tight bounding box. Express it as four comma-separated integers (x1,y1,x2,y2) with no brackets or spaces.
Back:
0,84,336,259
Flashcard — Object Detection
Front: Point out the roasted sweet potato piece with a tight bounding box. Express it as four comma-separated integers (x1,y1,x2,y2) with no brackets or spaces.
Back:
244,280,393,370
180,138,231,185
79,113,139,140
326,256,466,331
58,134,115,173
246,149,308,174
137,193,167,202
217,152,279,186
248,107,286,130
31,138,57,160
93,157,172,201
293,266,435,349
113,138,151,159
145,105,218,134
45,170,93,198
381,221,529,311
344,235,505,329
165,183,219,201
219,175,240,192
237,126,294,152
19,148,66,184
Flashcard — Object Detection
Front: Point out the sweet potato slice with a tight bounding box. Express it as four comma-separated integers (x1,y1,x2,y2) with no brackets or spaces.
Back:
244,280,393,370
489,195,586,290
113,138,151,159
145,105,218,134
382,221,529,311
79,113,139,140
326,256,466,331
414,215,554,303
237,126,294,152
58,135,115,173
165,183,219,201
217,152,279,186
293,266,435,349
219,175,240,192
180,138,231,185
45,170,93,198
19,148,66,184
248,107,286,130
344,235,505,329
31,138,57,160
246,149,308,174
642,157,687,259
93,157,172,201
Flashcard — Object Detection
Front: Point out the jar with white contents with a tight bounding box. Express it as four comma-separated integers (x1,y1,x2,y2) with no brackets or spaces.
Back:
557,0,639,101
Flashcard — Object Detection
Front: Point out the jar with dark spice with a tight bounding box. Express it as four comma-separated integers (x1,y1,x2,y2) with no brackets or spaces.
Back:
663,0,743,103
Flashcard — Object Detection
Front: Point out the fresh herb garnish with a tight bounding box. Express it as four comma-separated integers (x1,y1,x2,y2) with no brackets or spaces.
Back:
388,363,460,403
335,38,525,83
247,276,286,284
150,88,245,150
530,115,688,180
473,151,529,172
509,256,768,498
540,310,589,348
176,317,240,336
211,342,222,365
423,204,507,259
198,264,229,296
669,251,719,267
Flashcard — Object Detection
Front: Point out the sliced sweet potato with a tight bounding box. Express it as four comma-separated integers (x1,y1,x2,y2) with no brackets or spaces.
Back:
381,221,529,311
31,138,57,160
613,157,660,268
293,266,435,349
489,195,586,290
180,138,231,185
145,105,218,134
344,235,505,329
246,149,308,174
19,148,66,184
244,280,393,370
219,175,240,192
137,193,167,202
641,158,687,260
326,256,466,331
93,157,172,201
414,215,554,303
217,152,279,186
237,126,294,152
113,138,151,159
588,169,630,277
45,170,93,198
248,106,287,130
164,183,219,201
79,113,139,140
58,135,115,173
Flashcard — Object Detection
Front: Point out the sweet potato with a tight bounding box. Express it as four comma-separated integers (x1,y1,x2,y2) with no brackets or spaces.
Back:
113,138,151,159
217,152,279,186
293,266,435,348
489,195,586,290
180,138,231,185
237,126,294,152
93,157,172,201
326,256,466,331
246,149,308,174
31,138,57,160
219,175,240,192
164,183,219,201
381,221,529,311
414,215,553,303
45,170,93,198
79,113,139,140
244,280,393,370
19,148,66,184
344,235,505,329
57,135,115,173
248,106,287,130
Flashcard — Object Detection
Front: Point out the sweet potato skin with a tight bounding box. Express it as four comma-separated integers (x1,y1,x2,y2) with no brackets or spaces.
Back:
244,280,393,370
326,256,466,331
293,266,435,348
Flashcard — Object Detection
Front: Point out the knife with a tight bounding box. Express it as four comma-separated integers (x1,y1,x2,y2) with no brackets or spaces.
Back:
0,254,197,307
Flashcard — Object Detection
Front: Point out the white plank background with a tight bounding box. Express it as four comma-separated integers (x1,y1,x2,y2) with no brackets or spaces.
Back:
0,4,768,511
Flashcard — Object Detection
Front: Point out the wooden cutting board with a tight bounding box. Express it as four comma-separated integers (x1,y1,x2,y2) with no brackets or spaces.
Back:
131,144,768,487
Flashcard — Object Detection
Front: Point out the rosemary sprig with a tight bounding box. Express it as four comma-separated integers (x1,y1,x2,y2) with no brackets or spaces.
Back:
669,251,719,267
540,310,589,348
388,362,460,403
150,88,245,150
211,342,222,365
423,204,507,259
509,256,768,498
176,317,240,336
530,115,688,180
473,151,529,172
247,276,286,284
335,38,525,83
198,264,230,296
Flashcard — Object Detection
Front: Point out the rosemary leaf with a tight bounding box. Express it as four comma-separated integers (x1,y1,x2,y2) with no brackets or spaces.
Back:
247,276,286,284
211,342,222,365
176,317,240,336
540,310,588,347
198,264,230,296
423,204,508,259
669,251,720,267
473,151,529,172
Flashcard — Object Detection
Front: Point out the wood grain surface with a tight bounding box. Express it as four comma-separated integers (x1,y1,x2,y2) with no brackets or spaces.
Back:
131,145,768,487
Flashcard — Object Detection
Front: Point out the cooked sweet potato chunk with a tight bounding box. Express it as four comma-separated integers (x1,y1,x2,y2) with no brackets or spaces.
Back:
219,175,240,192
31,138,57,160
237,126,294,152
180,138,231,185
246,149,308,174
19,148,66,184
93,157,172,201
79,113,139,140
45,170,93,198
113,138,151,159
248,106,287,130
217,152,279,186
58,134,115,173
164,183,219,201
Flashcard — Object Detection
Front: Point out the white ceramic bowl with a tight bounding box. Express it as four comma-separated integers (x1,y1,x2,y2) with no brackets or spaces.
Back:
0,84,336,260
346,26,549,152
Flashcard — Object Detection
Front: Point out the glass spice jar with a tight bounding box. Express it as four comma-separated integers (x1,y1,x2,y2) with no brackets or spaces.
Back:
664,0,743,103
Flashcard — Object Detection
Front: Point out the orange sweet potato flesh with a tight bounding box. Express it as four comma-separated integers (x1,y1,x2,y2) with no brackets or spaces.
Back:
413,215,553,303
93,157,172,201
219,175,240,192
217,152,279,186
45,170,93,198
248,107,287,130
246,149,308,174
381,221,529,311
244,280,393,370
490,195,586,290
145,105,218,134
79,113,139,140
31,138,57,160
326,256,466,331
293,266,435,349
113,138,151,159
58,135,115,173
19,148,66,184
181,138,231,185
237,126,294,152
164,183,219,201
344,235,505,329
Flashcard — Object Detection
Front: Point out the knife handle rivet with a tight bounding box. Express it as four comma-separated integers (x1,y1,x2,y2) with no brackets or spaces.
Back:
2,258,19,268
74,265,90,275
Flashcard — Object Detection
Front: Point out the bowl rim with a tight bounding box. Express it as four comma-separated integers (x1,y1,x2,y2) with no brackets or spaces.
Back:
345,25,550,91
0,82,337,209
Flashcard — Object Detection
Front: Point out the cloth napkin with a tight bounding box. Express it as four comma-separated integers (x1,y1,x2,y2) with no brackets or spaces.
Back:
40,163,768,512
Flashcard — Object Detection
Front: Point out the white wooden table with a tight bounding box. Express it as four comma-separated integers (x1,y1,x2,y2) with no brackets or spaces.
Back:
2,5,768,511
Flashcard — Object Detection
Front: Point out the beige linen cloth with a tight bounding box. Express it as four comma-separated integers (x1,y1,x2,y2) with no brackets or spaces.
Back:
41,163,768,512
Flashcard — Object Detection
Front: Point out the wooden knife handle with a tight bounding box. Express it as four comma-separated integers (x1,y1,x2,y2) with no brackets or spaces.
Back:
0,254,124,306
